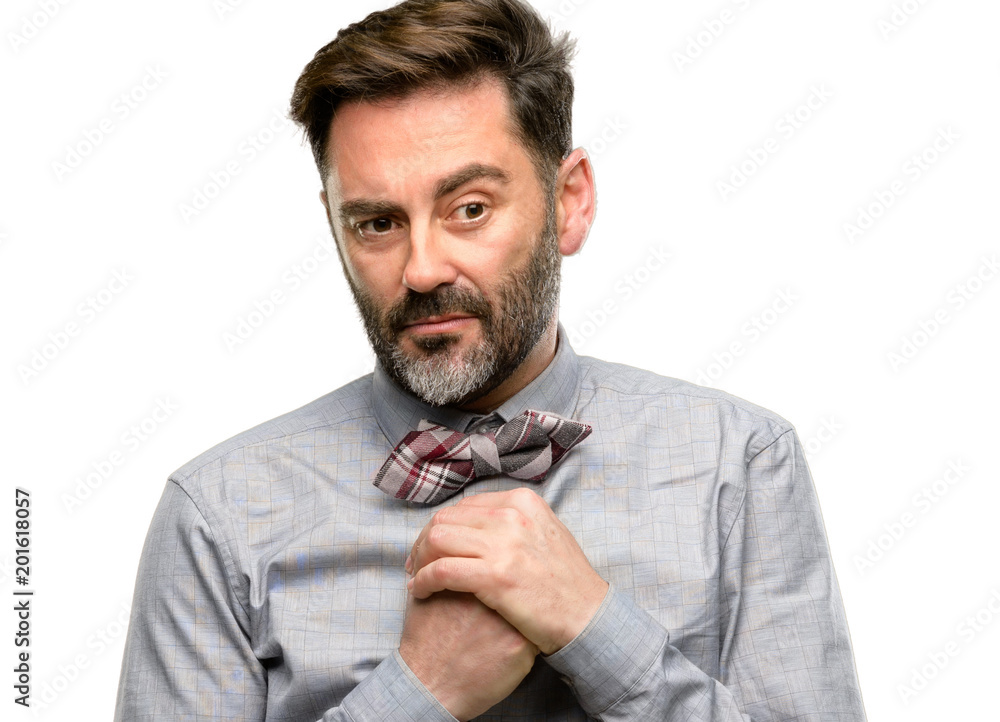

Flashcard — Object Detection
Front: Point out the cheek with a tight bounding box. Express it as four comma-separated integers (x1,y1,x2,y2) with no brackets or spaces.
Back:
488,229,540,275
348,248,406,300
340,248,369,293
472,217,540,268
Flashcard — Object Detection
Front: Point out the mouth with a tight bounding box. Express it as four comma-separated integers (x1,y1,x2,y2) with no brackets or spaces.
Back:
402,314,477,335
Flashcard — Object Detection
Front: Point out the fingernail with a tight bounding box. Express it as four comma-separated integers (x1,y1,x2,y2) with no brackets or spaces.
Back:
406,577,414,591
404,554,412,573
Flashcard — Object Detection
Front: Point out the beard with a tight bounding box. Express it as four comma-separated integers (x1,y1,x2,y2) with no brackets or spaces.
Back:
347,205,561,407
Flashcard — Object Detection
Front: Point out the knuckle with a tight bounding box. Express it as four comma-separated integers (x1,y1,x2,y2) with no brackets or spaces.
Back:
500,506,532,531
510,487,537,503
427,524,449,546
493,507,521,524
432,557,458,584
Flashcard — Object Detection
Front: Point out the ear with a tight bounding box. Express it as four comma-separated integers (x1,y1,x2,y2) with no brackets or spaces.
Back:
554,147,597,257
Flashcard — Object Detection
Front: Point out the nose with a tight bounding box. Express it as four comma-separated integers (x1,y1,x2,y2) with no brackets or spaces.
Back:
402,223,459,294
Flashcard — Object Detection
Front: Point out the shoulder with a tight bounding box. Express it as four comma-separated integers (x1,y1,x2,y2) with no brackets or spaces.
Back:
575,355,793,459
170,374,375,487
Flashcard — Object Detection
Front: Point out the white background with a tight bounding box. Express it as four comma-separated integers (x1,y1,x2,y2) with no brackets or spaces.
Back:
2,0,998,719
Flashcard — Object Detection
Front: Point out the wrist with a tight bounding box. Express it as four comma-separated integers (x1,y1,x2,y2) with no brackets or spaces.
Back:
396,645,465,720
539,577,610,655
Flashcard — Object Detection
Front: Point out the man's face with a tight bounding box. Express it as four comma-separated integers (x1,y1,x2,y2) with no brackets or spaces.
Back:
321,79,561,408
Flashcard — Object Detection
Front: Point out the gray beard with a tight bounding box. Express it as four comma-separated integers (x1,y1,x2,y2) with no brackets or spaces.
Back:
388,338,497,407
345,204,560,408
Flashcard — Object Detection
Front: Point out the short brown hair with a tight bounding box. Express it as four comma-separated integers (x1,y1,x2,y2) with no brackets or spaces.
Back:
289,0,576,185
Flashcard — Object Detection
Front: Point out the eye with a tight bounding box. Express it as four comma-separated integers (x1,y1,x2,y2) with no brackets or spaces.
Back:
454,203,487,222
355,217,400,240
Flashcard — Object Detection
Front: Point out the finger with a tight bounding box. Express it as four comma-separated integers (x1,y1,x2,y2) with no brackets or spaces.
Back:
405,505,502,572
458,488,549,517
410,523,491,573
456,489,520,508
431,501,534,536
405,525,430,574
407,556,490,600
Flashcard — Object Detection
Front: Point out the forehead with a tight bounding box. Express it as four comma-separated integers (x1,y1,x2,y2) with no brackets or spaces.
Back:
323,78,534,201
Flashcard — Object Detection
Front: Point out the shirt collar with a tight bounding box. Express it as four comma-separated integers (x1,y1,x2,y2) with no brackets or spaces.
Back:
372,323,581,445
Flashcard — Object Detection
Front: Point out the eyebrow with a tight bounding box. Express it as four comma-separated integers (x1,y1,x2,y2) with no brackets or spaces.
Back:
337,163,512,227
433,163,512,199
337,199,402,227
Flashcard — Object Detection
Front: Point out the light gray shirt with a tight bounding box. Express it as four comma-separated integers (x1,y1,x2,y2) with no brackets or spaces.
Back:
114,327,866,720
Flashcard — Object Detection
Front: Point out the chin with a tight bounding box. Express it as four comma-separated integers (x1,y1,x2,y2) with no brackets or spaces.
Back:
402,331,456,353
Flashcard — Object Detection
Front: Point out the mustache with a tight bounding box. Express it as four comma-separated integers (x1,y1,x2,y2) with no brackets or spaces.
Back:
385,286,491,331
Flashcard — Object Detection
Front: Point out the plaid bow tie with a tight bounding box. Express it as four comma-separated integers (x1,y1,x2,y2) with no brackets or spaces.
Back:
374,409,592,505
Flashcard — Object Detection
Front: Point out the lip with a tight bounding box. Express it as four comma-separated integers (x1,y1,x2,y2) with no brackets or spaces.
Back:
402,314,477,334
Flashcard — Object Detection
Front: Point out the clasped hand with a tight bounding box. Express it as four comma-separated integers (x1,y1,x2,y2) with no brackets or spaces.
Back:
405,487,608,655
397,489,608,719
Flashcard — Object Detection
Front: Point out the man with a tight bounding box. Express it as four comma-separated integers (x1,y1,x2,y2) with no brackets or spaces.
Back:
115,0,866,719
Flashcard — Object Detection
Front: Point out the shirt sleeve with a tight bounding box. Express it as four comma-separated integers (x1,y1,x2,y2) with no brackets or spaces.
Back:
544,429,867,721
113,481,458,722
